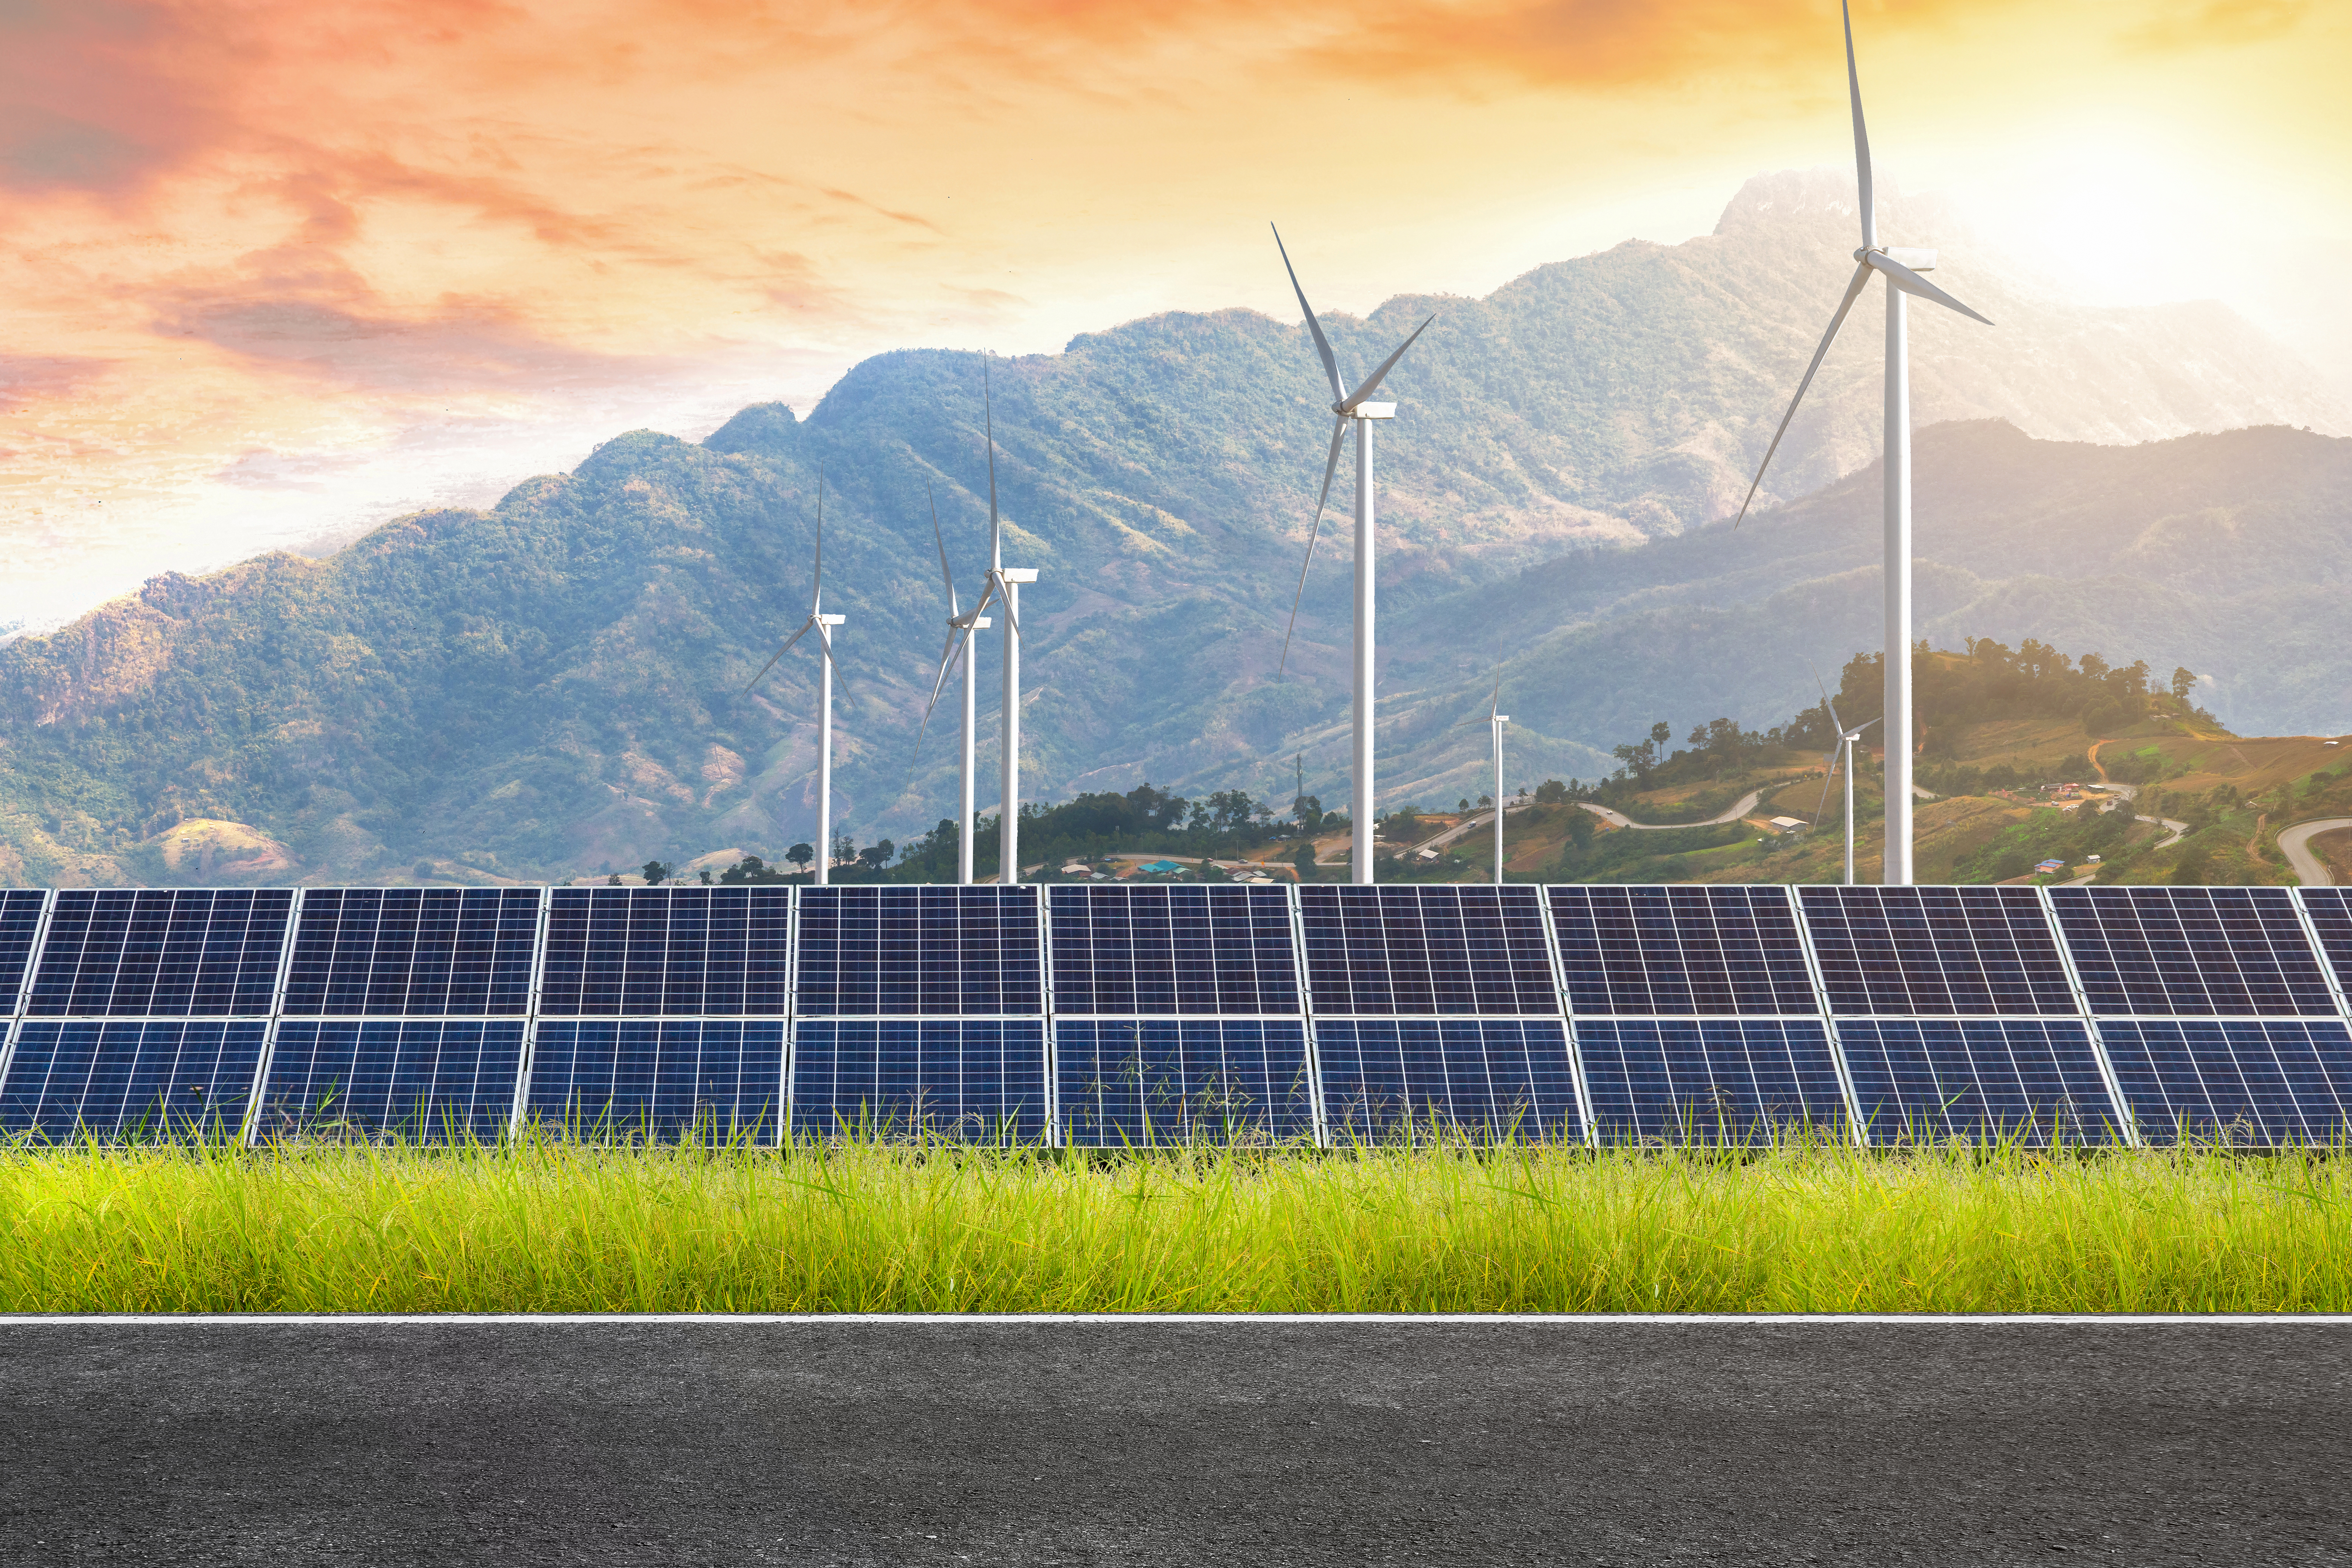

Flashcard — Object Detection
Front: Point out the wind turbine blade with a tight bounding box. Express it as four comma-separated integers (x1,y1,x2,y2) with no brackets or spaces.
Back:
1814,747,1840,827
742,618,815,694
923,624,973,717
984,358,1002,570
1734,261,1872,527
929,482,958,617
1857,716,1883,733
808,464,825,618
1341,315,1434,409
1863,250,1995,326
1277,416,1350,676
1490,665,1502,720
1810,657,1845,736
1843,0,1875,250
1272,223,1345,405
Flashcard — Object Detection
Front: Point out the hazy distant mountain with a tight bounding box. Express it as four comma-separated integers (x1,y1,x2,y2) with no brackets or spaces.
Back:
0,173,2345,885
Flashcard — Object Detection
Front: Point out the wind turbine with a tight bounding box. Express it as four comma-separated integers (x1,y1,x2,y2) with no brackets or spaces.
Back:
913,482,991,884
745,464,847,885
1735,0,1993,886
1810,666,1881,887
1488,672,1509,887
919,359,1035,886
1272,225,1434,886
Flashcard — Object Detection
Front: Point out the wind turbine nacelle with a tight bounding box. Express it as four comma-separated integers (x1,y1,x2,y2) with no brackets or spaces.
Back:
1350,402,1397,420
1882,247,1936,271
817,614,847,626
1000,568,1040,584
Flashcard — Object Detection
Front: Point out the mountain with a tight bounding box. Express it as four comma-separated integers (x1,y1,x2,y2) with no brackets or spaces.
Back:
0,172,2345,886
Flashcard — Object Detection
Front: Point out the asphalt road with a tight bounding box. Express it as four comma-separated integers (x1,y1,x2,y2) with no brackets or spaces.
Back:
4,1316,2349,1566
2279,817,2352,886
1580,790,1763,831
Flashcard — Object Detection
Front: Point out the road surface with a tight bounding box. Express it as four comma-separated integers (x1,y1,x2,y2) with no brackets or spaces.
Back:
2088,781,2188,849
1,1315,2347,1567
2280,818,2352,886
1580,789,1763,831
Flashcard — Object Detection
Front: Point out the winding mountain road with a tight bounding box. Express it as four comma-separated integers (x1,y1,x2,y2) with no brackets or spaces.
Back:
2279,818,2352,887
1580,790,1763,831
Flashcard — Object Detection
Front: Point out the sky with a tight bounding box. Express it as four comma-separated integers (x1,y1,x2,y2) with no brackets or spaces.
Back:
3,0,2347,628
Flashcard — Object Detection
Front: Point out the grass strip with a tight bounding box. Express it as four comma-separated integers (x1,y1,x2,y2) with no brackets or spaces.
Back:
1,1137,2347,1314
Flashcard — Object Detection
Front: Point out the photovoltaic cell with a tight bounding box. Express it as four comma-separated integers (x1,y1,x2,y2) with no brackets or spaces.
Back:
2048,886,2335,1017
0,1021,266,1140
1836,1019,2120,1146
281,888,541,1016
1800,886,2077,1017
1314,1019,1580,1141
794,888,1042,1017
2297,888,2352,994
537,887,789,1016
1548,886,1818,1017
1048,886,1299,1015
1575,1019,1846,1144
25,890,293,1017
0,890,49,1008
789,1020,1048,1140
2096,1019,2352,1146
259,1021,526,1141
1056,1019,1315,1145
1298,887,1557,1016
524,1021,784,1141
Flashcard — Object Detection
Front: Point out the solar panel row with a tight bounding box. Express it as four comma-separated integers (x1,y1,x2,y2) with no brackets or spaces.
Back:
2,882,2350,1147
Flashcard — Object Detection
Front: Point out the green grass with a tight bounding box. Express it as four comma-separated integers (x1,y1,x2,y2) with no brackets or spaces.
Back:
3,1139,2349,1313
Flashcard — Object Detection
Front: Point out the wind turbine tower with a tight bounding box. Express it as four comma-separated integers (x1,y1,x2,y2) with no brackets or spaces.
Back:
918,483,991,884
1489,675,1509,887
1735,0,1994,885
1811,667,1881,887
1272,226,1433,885
745,465,847,884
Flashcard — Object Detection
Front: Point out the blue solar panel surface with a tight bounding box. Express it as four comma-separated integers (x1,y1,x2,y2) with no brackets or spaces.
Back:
25,890,293,1017
1048,886,1299,1015
1056,1019,1315,1145
282,888,541,1016
0,1021,267,1140
794,888,1042,1017
1575,1019,1846,1143
260,1021,526,1141
525,1021,784,1141
2049,887,2335,1017
1800,886,2077,1016
2297,888,2352,994
1314,1018,1580,1141
537,887,789,1017
1549,886,1818,1016
2096,1019,2352,1146
0,890,48,1008
1836,1019,2119,1146
789,1020,1048,1140
1299,887,1557,1016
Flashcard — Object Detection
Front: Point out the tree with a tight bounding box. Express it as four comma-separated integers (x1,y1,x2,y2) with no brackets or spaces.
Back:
856,839,895,871
1457,797,1470,813
1566,810,1595,851
2171,666,2197,702
698,867,712,885
607,872,622,887
785,843,813,870
831,831,855,870
1293,794,1323,834
1290,842,1316,875
1534,779,1568,805
641,860,670,885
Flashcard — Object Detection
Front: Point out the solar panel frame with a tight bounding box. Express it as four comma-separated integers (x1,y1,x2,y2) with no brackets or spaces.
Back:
2047,885,2337,1018
2288,888,2352,1022
24,889,297,1018
0,889,54,1018
0,1019,270,1142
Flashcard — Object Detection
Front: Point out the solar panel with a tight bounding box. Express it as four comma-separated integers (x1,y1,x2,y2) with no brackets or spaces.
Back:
1835,1019,2121,1146
524,1021,784,1142
794,888,1042,1017
259,1021,526,1141
1799,886,2077,1016
0,1021,266,1141
1549,886,1818,1016
25,890,293,1017
2095,1019,2352,1146
0,890,49,1011
2296,888,2352,995
1048,886,1299,1015
1574,1019,1847,1144
281,888,541,1016
1298,886,1557,1016
788,1020,1048,1141
2048,886,2336,1017
1313,1019,1580,1142
1056,1019,1315,1145
537,887,789,1016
